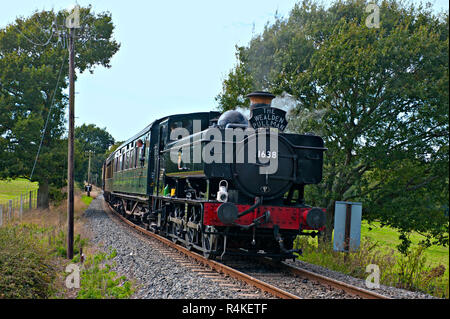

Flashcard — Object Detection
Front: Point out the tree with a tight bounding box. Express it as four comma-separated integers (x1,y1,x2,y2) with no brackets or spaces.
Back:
74,124,115,185
0,6,120,208
106,140,124,156
217,0,449,247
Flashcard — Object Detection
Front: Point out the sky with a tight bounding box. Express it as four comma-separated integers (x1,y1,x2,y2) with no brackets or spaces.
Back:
1,0,448,142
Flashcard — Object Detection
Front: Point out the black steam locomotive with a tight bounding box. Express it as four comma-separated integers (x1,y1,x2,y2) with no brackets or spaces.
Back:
103,92,327,260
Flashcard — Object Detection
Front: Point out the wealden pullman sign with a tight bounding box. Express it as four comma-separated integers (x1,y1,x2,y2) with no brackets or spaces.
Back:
249,107,288,131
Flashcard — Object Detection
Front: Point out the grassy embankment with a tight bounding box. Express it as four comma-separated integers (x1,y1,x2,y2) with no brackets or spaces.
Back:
0,179,135,299
295,221,449,298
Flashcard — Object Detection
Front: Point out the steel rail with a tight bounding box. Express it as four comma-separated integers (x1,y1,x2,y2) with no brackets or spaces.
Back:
103,200,299,299
275,260,390,299
103,199,389,299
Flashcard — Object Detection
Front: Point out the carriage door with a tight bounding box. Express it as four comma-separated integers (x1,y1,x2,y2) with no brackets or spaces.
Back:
155,120,168,197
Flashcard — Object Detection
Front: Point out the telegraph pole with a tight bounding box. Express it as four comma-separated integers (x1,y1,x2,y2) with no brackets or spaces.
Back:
66,4,80,260
87,150,92,185
67,27,75,260
85,150,94,197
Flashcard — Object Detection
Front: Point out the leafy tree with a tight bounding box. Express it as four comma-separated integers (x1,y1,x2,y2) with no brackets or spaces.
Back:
217,0,449,247
0,6,120,208
74,123,115,186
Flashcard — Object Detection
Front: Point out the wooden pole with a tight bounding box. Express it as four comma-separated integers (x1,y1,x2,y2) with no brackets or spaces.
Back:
67,27,75,260
88,150,92,185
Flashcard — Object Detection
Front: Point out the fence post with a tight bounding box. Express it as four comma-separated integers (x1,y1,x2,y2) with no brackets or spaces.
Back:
29,190,32,211
0,204,3,227
9,199,12,220
20,193,23,220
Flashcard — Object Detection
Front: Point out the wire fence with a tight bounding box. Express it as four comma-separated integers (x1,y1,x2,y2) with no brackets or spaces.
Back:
0,189,38,227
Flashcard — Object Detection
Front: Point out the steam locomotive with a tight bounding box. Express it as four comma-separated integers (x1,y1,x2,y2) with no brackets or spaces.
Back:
102,92,327,260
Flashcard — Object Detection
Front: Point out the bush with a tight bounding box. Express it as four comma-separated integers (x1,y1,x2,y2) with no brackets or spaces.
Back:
0,224,57,298
49,185,67,205
52,231,88,259
396,245,448,297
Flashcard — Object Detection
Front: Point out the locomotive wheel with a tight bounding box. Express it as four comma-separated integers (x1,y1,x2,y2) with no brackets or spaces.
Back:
170,207,183,243
202,226,217,259
185,206,199,251
170,224,180,243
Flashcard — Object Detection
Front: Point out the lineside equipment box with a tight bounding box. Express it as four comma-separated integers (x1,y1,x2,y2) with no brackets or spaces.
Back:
333,201,362,252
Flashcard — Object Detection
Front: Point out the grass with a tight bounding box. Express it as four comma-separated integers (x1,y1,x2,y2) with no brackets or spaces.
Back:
295,221,449,298
81,195,94,207
0,224,57,298
361,220,449,272
0,182,135,299
0,178,38,203
74,249,135,299
0,190,90,298
0,222,134,299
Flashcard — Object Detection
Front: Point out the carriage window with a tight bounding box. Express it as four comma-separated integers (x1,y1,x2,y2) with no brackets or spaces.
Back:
134,147,139,167
106,162,112,178
142,141,147,160
121,153,125,171
134,137,146,167
169,119,192,141
126,151,130,170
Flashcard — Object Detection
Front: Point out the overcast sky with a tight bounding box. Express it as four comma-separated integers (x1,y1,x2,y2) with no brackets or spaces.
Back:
1,0,448,142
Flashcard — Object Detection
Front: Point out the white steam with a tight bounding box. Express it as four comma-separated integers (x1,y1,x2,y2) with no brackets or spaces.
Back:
270,91,301,115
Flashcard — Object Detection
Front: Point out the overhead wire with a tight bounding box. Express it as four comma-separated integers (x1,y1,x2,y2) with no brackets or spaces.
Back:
13,18,55,47
29,50,67,182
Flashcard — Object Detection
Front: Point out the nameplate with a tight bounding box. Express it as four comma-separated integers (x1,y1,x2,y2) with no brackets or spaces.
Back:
249,107,288,131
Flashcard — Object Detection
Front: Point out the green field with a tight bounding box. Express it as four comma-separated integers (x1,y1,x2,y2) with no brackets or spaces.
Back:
361,220,449,272
0,179,39,204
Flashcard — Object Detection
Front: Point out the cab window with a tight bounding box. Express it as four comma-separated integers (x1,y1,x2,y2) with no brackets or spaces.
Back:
169,119,192,141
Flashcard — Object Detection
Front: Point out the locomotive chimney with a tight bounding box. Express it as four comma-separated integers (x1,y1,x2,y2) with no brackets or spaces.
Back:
246,91,276,112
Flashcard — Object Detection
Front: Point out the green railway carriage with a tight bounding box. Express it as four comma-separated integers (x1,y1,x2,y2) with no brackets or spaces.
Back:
103,111,221,201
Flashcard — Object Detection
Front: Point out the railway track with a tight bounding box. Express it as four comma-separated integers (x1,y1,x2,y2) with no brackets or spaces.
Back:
103,199,389,300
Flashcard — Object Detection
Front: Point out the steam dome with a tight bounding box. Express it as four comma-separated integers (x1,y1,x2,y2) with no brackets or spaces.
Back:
217,110,248,128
